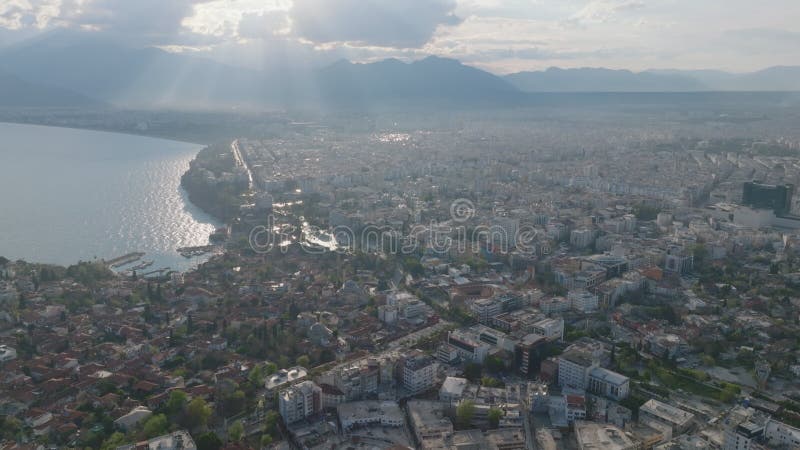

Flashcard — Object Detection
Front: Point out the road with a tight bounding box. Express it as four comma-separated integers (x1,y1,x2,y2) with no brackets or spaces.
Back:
386,320,454,349
520,392,536,450
328,320,454,374
231,139,254,191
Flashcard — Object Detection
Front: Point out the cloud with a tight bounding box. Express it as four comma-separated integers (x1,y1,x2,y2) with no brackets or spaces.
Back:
237,10,291,40
64,0,213,44
0,0,61,30
0,0,218,45
1,0,799,74
289,0,462,48
725,28,800,47
570,0,645,25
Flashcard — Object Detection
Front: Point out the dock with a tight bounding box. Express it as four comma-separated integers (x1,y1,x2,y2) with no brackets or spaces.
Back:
177,245,216,258
105,252,145,268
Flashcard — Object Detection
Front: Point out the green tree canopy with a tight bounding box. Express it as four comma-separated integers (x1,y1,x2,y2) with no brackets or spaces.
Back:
195,432,223,450
142,414,169,438
488,408,503,429
228,420,245,442
185,398,212,430
456,400,475,428
165,390,188,415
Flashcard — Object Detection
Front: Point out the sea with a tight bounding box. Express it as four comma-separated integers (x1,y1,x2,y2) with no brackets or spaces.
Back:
0,122,220,272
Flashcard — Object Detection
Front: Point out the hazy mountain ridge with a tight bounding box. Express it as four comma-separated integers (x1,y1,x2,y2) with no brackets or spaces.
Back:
0,70,102,107
506,66,800,92
312,56,519,107
1,31,798,109
0,32,271,108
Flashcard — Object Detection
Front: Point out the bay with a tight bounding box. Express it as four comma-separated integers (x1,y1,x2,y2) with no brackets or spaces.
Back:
0,122,220,272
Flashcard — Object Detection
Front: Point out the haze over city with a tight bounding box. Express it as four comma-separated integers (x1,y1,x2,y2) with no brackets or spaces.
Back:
1,2,800,450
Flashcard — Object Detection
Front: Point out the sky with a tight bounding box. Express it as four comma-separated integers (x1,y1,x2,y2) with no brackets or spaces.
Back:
0,0,798,74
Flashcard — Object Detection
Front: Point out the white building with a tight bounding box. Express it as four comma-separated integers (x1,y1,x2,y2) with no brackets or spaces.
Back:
266,366,308,393
0,345,17,363
278,380,321,424
588,367,630,400
568,290,599,313
570,229,595,249
558,351,597,391
439,377,468,404
444,330,490,363
403,354,439,395
337,401,404,431
531,317,564,342
470,298,503,323
723,406,800,450
377,305,399,324
540,297,571,315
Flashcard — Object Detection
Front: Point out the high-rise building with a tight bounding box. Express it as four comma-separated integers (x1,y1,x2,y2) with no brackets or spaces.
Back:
742,181,794,214
278,380,321,424
558,351,597,391
401,353,439,395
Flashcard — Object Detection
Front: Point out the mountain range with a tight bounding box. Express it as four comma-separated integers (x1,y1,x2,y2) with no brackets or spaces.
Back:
505,66,800,93
0,70,101,107
1,31,799,109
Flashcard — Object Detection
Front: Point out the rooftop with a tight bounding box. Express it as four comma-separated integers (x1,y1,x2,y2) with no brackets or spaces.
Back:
440,376,468,396
575,421,637,450
337,400,403,424
589,367,629,386
266,366,308,390
640,399,695,426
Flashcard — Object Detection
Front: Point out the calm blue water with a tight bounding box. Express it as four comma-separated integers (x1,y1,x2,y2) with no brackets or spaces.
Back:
0,123,220,272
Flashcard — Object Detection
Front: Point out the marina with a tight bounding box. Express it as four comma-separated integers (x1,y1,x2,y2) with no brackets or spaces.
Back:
105,252,145,268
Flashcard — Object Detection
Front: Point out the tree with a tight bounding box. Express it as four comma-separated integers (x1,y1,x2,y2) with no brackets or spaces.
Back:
463,363,482,382
0,416,22,441
481,376,503,388
261,434,273,447
248,364,265,386
488,408,503,429
456,400,475,428
484,356,505,374
632,204,661,221
196,432,223,450
185,398,212,430
142,414,169,438
691,244,709,268
165,390,188,415
101,432,128,450
228,420,245,442
263,411,280,437
264,362,278,376
296,355,310,368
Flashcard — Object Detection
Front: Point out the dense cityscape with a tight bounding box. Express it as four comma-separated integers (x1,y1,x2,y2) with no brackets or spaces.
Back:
2,1,800,449
3,104,800,450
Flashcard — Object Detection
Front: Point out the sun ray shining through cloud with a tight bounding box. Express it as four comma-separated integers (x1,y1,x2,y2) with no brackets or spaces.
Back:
0,0,798,73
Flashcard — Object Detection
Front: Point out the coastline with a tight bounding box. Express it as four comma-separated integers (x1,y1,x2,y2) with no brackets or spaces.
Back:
0,119,208,146
0,122,221,271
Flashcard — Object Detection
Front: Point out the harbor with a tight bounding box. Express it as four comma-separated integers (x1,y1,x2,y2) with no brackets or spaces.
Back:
104,252,145,268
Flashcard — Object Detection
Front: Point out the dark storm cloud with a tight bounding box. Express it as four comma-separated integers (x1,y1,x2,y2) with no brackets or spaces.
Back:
289,0,462,48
